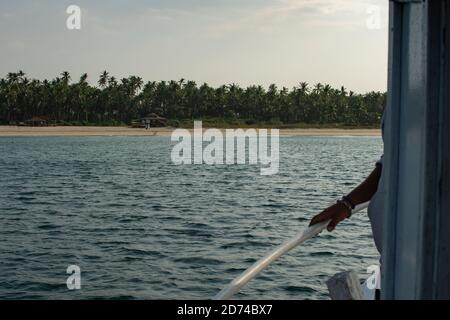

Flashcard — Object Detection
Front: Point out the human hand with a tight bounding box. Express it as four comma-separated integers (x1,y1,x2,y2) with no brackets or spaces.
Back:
309,202,351,232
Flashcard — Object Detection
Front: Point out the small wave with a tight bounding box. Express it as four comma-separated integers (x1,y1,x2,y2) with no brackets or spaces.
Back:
37,224,59,230
156,215,183,221
121,247,166,258
261,203,284,208
169,228,213,238
92,294,138,300
117,216,148,223
173,256,223,265
309,251,334,257
15,196,35,201
122,255,141,261
185,222,210,229
17,191,36,196
220,240,269,250
224,267,246,273
21,281,66,291
282,285,316,293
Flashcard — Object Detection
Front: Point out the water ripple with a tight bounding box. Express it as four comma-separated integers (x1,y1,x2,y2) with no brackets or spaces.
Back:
0,136,382,300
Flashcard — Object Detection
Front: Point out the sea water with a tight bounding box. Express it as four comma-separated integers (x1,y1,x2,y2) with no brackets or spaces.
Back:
0,135,382,299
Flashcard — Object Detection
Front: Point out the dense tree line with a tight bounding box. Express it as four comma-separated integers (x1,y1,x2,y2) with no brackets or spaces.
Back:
0,71,385,127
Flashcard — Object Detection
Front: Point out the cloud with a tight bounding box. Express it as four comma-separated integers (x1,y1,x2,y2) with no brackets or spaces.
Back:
251,0,380,19
208,0,387,36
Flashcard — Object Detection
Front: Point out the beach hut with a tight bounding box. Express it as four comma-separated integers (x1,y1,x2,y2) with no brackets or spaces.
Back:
132,113,167,129
24,116,49,127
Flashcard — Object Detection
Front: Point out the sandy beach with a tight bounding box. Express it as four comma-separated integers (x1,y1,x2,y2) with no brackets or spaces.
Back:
0,126,381,137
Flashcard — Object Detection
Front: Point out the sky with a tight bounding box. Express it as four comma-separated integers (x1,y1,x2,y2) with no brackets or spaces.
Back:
0,0,389,93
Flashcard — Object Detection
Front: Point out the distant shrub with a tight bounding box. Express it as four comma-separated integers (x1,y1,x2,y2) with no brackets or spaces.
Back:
167,119,180,127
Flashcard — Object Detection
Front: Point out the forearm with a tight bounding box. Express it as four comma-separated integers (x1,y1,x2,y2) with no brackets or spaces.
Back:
310,164,383,230
346,164,382,206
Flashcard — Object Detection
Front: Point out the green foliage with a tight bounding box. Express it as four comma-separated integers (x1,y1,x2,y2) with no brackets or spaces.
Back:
0,71,386,127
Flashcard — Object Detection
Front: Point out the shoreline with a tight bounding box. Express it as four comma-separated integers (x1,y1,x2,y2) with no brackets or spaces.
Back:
0,126,381,137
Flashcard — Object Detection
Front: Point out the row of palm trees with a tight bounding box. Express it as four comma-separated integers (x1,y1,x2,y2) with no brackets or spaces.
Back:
0,71,385,126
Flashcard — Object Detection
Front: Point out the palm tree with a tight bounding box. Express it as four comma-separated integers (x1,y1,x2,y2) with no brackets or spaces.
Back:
6,72,19,84
79,73,88,84
0,71,385,127
313,83,323,94
108,76,117,87
76,73,90,122
98,71,109,88
128,76,143,95
61,71,71,85
299,82,309,94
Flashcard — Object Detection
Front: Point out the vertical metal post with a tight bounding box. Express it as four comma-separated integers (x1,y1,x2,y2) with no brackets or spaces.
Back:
382,0,450,299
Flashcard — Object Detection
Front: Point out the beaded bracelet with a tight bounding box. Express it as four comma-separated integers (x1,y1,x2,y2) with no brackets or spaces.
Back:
337,198,353,217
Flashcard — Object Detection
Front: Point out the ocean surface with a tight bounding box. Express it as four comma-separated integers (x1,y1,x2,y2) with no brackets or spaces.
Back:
0,135,383,300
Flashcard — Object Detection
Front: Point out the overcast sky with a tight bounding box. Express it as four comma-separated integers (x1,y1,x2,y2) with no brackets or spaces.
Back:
0,0,388,93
